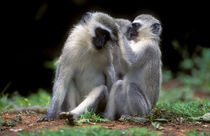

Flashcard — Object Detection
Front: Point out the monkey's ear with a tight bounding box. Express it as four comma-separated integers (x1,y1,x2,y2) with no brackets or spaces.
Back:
151,23,162,35
80,12,93,25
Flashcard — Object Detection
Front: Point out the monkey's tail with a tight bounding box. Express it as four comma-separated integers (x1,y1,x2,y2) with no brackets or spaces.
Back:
2,106,48,114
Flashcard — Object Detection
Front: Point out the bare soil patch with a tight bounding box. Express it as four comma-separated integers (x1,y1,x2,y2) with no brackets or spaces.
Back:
1,112,209,136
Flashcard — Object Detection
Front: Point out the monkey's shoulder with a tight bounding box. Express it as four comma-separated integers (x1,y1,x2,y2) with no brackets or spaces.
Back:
143,44,161,57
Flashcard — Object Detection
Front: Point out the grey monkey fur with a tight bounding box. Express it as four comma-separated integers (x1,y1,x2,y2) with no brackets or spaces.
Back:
105,14,162,120
38,12,118,122
112,18,131,79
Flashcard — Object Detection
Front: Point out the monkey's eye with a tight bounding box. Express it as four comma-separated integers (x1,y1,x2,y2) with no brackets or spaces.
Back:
151,23,161,34
132,23,141,30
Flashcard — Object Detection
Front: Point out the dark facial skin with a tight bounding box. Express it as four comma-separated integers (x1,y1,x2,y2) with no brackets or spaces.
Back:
92,27,111,50
126,22,161,41
151,23,161,35
126,22,141,40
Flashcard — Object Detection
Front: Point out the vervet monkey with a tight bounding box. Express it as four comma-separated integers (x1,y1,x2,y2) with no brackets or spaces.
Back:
105,14,162,120
38,12,118,122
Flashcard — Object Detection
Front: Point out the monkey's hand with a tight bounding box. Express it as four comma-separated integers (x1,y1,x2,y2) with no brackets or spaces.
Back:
37,115,56,122
59,112,77,125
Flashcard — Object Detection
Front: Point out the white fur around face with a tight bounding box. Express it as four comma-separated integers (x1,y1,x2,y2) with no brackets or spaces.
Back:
88,22,110,37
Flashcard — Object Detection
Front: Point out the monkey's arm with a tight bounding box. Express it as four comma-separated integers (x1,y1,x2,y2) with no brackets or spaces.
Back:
120,35,154,68
119,35,137,67
104,65,116,91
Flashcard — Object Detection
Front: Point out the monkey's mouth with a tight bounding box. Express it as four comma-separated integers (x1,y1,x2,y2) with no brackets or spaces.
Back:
92,36,107,50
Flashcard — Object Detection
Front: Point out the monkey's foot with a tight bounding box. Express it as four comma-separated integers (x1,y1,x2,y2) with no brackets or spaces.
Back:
37,116,55,122
59,112,76,125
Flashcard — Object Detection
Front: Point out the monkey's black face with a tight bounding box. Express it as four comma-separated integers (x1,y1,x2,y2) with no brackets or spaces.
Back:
126,23,141,41
92,27,111,50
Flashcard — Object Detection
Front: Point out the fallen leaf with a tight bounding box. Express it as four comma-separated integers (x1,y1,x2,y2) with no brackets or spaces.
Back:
152,122,164,130
10,128,23,132
154,118,168,123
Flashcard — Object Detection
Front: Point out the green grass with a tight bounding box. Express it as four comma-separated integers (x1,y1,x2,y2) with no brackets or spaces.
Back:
185,130,209,136
154,88,210,122
0,89,50,112
18,126,160,136
154,100,210,122
76,110,109,125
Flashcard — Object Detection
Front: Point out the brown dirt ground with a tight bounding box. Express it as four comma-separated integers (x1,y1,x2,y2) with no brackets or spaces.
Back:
0,112,209,136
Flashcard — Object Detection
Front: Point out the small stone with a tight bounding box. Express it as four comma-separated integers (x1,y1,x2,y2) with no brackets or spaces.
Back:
29,124,33,126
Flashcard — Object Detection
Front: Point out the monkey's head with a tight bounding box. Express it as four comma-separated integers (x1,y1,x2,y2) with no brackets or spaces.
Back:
126,14,162,42
80,12,119,50
115,18,131,34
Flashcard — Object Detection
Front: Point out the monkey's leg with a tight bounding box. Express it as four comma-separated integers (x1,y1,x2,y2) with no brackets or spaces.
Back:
59,85,108,122
105,81,152,120
37,78,73,122
126,83,152,116
61,80,80,112
105,80,127,120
